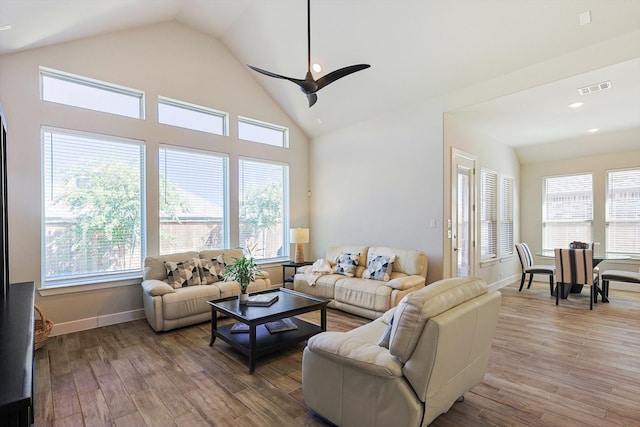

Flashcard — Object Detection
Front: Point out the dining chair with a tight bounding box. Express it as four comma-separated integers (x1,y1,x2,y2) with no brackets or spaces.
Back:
515,243,555,295
554,248,599,310
600,269,640,302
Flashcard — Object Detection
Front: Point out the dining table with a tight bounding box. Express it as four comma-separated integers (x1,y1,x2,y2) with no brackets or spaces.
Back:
535,250,630,301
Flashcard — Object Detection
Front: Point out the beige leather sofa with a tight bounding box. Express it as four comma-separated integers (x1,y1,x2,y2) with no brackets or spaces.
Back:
302,276,501,426
292,245,428,319
141,249,271,331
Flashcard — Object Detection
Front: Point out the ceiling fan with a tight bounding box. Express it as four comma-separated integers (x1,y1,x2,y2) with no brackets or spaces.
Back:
247,0,370,107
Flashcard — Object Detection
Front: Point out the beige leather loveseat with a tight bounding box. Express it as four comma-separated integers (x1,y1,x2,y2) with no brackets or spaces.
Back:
292,245,428,319
141,248,271,331
302,276,501,426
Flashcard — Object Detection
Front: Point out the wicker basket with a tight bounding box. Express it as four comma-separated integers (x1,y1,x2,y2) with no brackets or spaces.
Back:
34,304,54,350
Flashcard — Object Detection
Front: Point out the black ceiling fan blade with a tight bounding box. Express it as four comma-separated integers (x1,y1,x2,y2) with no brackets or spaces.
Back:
315,64,370,91
247,65,307,87
306,93,318,107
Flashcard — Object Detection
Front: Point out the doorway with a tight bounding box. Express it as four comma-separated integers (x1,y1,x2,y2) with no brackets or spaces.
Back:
451,149,476,277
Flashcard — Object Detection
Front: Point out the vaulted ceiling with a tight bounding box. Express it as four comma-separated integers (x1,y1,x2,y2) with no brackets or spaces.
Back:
0,0,638,160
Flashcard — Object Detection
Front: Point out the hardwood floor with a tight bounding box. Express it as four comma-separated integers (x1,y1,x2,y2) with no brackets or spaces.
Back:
34,282,640,426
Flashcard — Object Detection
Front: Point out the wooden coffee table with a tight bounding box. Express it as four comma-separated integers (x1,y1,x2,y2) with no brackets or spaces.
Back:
207,288,329,373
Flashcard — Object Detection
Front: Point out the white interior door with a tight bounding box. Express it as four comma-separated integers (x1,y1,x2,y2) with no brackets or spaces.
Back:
451,149,476,277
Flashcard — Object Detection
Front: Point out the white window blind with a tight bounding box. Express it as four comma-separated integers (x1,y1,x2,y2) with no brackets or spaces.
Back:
480,169,497,259
606,168,640,254
499,176,514,257
42,128,145,287
239,158,288,260
543,173,593,250
238,117,289,148
159,146,228,254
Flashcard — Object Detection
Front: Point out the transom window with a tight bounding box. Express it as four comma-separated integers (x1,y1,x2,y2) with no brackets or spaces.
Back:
159,146,229,254
238,158,289,259
40,67,144,119
42,127,145,287
158,97,228,136
543,173,593,250
238,116,289,148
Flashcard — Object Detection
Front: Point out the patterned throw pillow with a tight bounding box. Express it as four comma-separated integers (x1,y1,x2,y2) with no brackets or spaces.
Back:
363,255,395,281
335,252,359,277
165,258,202,288
199,255,226,285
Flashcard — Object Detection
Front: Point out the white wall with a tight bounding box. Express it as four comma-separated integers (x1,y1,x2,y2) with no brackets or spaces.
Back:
0,22,310,326
311,103,445,282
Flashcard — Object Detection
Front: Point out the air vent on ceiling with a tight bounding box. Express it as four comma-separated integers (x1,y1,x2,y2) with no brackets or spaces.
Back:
578,81,612,95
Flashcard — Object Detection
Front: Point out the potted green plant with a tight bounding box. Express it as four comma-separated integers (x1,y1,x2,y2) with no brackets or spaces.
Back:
223,252,258,304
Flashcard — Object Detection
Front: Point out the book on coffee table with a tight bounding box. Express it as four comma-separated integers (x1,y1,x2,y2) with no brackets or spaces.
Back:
246,294,279,306
265,318,298,334
230,322,249,333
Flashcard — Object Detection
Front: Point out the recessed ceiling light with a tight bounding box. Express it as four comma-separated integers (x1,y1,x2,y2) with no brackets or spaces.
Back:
312,63,322,73
588,128,599,133
569,102,584,108
0,24,12,32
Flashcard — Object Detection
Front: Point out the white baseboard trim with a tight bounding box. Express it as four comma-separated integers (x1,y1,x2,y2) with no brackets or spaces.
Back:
489,274,519,292
50,308,146,337
609,281,640,292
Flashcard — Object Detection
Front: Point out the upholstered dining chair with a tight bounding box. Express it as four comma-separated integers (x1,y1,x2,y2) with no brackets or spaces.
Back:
515,243,555,295
600,269,640,302
554,248,599,310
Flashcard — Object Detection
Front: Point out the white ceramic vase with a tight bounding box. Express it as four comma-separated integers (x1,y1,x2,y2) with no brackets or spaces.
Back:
239,292,249,304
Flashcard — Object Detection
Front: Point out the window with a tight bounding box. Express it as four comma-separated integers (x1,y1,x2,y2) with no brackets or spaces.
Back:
499,176,514,257
543,173,593,250
40,67,144,119
480,169,497,260
42,128,145,287
238,117,288,147
238,158,289,260
159,146,228,254
606,168,640,254
158,97,227,135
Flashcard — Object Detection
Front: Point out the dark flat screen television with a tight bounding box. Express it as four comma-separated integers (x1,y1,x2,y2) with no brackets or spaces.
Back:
0,102,8,298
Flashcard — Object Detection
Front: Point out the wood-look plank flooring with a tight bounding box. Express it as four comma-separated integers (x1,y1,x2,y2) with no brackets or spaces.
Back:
34,281,640,426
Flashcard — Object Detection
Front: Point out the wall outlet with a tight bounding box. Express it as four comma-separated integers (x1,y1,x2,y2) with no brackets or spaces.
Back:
430,219,437,228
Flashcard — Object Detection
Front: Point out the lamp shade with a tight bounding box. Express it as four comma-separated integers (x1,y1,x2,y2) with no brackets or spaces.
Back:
290,228,309,244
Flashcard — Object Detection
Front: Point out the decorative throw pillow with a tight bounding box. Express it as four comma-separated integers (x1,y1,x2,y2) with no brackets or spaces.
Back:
335,252,359,277
165,258,202,288
198,255,226,285
363,255,395,281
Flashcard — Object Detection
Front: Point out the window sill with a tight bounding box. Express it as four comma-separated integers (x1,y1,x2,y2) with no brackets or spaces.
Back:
480,258,499,268
38,276,142,297
256,257,292,268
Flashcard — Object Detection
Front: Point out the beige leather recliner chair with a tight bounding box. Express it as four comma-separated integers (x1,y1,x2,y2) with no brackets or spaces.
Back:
302,276,501,426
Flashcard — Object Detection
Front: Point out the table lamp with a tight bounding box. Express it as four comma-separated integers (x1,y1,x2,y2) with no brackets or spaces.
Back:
290,228,309,263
